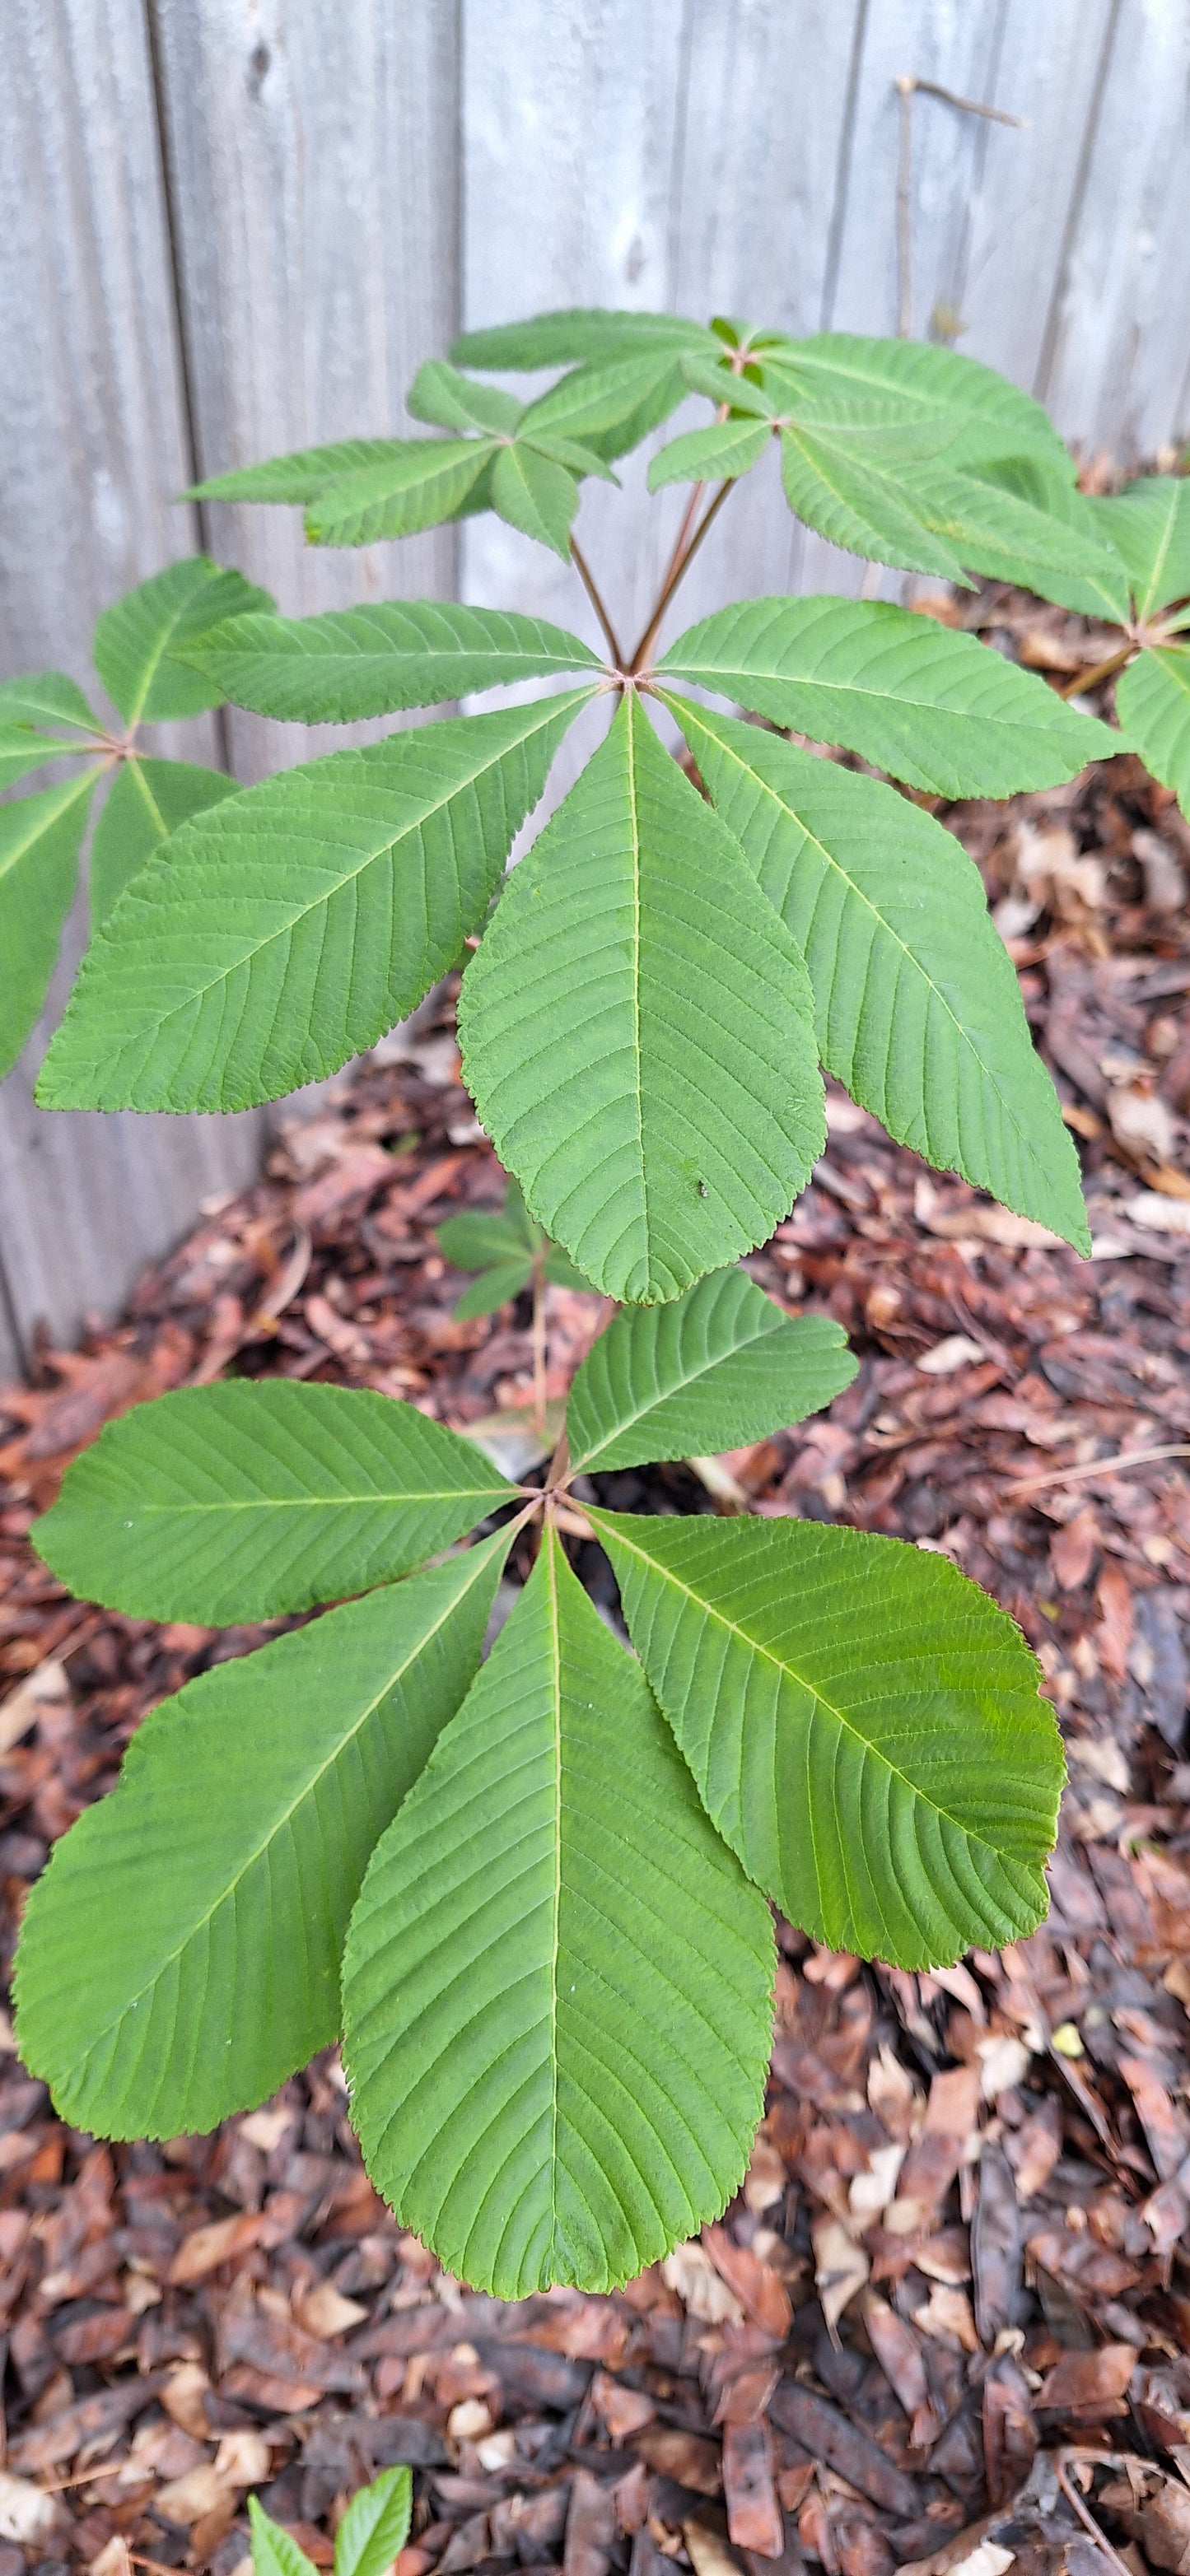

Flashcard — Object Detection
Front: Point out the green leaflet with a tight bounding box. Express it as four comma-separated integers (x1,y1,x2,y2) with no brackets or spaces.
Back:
517,351,690,463
778,425,973,585
0,729,97,790
304,440,497,546
191,436,497,546
0,770,99,1079
489,440,581,559
175,600,602,724
450,308,720,370
0,670,100,731
567,1269,856,1472
657,597,1118,796
93,557,273,724
903,466,1132,617
648,419,772,491
591,1510,1063,1970
459,693,826,1303
1117,645,1190,814
13,1535,512,2139
1093,475,1190,618
665,697,1090,1253
963,456,1132,623
40,690,592,1112
33,1380,517,1622
759,333,1076,481
408,359,524,434
250,2497,318,2576
453,1256,534,1318
90,757,239,927
342,1527,774,2295
333,2468,413,2576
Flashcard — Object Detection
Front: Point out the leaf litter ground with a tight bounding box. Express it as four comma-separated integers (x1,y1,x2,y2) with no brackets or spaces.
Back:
2,587,1190,2576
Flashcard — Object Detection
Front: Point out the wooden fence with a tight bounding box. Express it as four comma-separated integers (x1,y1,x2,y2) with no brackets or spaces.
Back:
3,0,1189,1373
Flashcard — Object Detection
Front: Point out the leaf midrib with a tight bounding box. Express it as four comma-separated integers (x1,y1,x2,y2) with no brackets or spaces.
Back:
70,1546,501,2068
669,698,1062,1199
109,1483,506,1516
600,1517,1023,1860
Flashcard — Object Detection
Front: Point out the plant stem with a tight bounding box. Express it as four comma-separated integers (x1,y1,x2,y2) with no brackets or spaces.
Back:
1057,642,1134,698
630,478,736,671
570,536,624,667
531,1250,548,1437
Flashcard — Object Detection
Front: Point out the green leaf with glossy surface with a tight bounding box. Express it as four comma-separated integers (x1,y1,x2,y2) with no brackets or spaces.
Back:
591,1509,1063,1970
93,557,273,724
250,2496,318,2576
40,689,591,1112
665,697,1090,1251
0,670,101,732
906,466,1132,618
176,600,602,724
343,1527,774,2294
33,1381,517,1622
451,308,720,371
659,597,1118,794
490,442,580,558
459,694,826,1302
1117,643,1190,813
334,2467,413,2576
567,1268,856,1471
14,1534,512,2139
648,419,772,491
0,770,99,1078
90,756,239,926
1094,475,1190,618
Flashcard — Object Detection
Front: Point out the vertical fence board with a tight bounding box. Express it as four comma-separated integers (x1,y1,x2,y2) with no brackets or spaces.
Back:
1038,0,1190,458
150,0,461,783
0,2,260,1375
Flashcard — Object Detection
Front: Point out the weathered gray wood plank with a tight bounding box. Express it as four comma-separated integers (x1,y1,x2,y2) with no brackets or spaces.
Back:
151,0,462,781
0,2,259,1376
1038,0,1190,459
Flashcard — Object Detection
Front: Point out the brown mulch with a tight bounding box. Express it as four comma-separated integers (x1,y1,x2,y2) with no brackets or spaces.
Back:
2,619,1190,2576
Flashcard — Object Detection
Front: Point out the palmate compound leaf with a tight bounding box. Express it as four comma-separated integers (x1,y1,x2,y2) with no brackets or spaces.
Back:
458,692,826,1303
90,757,239,927
333,2466,413,2576
657,597,1119,797
664,696,1090,1253
566,1268,856,1473
590,1509,1064,1971
1116,645,1190,816
93,557,273,724
342,1526,774,2296
13,1531,513,2139
32,1381,517,1623
39,690,592,1113
175,600,602,726
1093,475,1190,619
0,769,100,1079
